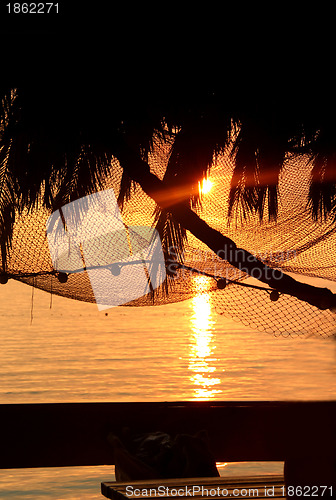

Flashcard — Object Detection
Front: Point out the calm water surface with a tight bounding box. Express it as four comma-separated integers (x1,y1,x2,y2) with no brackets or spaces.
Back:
1,280,336,498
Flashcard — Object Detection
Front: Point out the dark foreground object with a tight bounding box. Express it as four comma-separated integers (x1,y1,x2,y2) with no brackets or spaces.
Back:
1,402,335,498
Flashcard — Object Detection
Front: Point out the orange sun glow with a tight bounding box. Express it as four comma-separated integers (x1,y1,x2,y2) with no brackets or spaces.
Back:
199,178,213,195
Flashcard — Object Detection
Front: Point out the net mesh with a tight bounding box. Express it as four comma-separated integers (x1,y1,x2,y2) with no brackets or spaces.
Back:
1,135,336,338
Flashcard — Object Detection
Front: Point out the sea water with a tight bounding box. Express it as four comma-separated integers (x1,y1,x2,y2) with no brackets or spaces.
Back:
1,280,336,499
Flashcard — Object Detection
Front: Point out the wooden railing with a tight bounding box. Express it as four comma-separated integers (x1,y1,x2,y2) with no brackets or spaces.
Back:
1,401,335,493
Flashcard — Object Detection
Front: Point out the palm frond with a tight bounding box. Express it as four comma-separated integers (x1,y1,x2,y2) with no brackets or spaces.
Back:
228,110,290,222
164,108,232,209
153,207,187,270
0,144,17,269
117,170,135,210
307,121,336,222
308,153,336,222
3,83,336,251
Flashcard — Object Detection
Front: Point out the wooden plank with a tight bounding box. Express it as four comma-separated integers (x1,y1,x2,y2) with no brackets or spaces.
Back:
101,475,285,500
1,401,336,468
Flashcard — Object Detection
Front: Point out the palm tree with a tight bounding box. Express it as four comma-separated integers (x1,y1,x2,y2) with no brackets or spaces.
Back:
1,73,336,315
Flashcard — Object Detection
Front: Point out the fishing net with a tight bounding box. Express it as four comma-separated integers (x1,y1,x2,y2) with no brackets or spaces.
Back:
1,134,336,338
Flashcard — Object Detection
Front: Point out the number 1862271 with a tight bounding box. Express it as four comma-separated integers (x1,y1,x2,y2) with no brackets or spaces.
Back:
6,3,59,14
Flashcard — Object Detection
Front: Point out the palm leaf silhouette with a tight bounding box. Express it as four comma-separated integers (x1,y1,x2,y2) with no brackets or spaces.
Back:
2,82,336,317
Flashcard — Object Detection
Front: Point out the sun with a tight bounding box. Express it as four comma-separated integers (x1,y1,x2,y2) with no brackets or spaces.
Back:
199,178,213,195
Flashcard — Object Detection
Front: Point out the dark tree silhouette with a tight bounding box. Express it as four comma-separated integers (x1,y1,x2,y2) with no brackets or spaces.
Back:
1,78,336,310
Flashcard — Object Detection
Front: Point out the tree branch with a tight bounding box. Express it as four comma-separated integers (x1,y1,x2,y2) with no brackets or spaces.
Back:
115,142,336,311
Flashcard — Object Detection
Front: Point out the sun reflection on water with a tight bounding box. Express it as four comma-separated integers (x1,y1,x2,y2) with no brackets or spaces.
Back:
189,276,221,400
